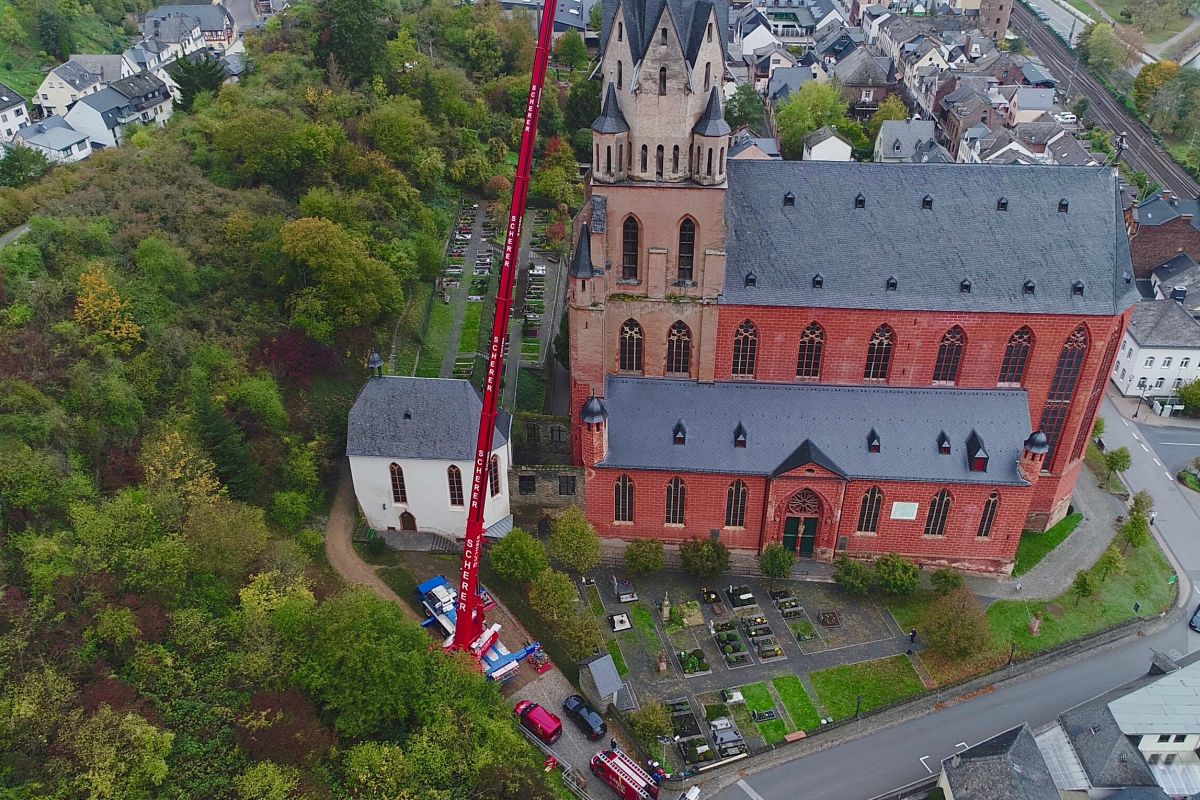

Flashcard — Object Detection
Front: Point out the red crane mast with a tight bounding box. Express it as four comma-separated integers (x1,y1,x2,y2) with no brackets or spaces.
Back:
451,0,559,652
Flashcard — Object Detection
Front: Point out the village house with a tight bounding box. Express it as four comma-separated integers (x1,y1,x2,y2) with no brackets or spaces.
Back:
0,82,29,142
64,72,173,148
1110,299,1200,405
143,4,237,51
802,126,852,160
1129,190,1200,279
12,116,90,162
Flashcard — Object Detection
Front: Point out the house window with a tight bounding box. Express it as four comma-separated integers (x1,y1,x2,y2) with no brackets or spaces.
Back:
704,62,711,91
389,462,407,503
615,474,635,521
1155,377,1165,389
1138,377,1148,388
550,426,567,443
1175,735,1187,743
864,324,895,381
894,140,902,152
489,454,502,497
672,144,679,173
659,66,667,95
666,321,692,374
622,216,639,279
861,89,874,102
677,218,695,282
732,319,758,377
1183,358,1191,368
725,479,748,527
1145,356,1155,367
924,489,952,537
1158,735,1172,743
559,475,577,495
519,475,537,494
796,322,824,379
1163,357,1173,367
665,476,686,524
999,327,1033,385
447,465,464,507
1174,378,1183,389
932,326,966,383
856,487,883,533
640,144,648,173
1039,325,1089,465
977,492,998,538
619,319,644,372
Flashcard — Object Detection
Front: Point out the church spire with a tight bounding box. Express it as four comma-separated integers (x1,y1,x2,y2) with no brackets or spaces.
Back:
693,87,731,137
593,82,629,134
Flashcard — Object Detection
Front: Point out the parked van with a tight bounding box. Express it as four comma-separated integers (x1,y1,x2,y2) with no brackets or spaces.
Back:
514,700,562,744
1054,112,1077,124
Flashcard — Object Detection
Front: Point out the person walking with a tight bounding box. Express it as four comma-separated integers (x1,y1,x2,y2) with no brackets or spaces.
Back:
909,628,918,644
1150,511,1158,525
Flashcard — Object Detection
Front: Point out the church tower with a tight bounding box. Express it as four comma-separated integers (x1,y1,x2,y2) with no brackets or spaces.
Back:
568,0,732,462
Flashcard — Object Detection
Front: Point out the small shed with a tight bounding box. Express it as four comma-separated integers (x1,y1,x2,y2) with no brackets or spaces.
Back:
581,654,624,710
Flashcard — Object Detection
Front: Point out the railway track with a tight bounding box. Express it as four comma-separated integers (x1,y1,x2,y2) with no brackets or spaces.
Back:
1012,2,1200,199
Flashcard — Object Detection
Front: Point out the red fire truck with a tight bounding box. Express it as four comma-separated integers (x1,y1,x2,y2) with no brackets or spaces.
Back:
590,749,660,800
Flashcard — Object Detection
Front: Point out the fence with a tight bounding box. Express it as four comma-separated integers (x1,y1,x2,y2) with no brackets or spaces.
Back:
516,726,596,800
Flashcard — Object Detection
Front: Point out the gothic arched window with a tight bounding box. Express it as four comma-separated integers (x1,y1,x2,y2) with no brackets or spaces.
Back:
666,321,691,375
998,327,1033,385
447,465,464,507
615,474,634,522
864,324,894,381
622,216,639,280
677,218,695,282
796,322,824,380
619,319,644,373
725,480,748,527
1039,325,1089,465
932,326,966,383
389,463,407,503
856,487,883,534
732,320,758,377
977,492,999,538
924,489,952,537
665,476,686,524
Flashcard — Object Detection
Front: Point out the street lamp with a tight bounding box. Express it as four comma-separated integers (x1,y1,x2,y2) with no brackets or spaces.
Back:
1133,383,1148,419
1007,641,1017,667
855,695,864,718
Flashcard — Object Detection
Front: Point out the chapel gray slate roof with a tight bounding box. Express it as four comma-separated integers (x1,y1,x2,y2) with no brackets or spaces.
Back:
600,0,727,68
346,376,509,460
941,724,1059,800
693,87,731,136
593,83,629,134
1127,299,1200,349
722,161,1139,316
803,125,849,150
599,376,1031,484
1059,699,1158,788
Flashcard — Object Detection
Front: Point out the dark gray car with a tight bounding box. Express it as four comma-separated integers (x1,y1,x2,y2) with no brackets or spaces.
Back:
562,694,607,740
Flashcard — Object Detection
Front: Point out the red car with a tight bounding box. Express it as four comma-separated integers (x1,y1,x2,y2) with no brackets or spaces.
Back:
515,700,562,745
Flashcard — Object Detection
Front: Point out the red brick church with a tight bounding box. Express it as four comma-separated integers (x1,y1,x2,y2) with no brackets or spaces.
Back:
566,0,1138,573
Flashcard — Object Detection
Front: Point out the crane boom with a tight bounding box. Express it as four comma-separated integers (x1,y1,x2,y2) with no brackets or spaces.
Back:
452,0,558,652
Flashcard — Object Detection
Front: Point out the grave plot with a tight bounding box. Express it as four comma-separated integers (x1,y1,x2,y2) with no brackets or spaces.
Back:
741,614,786,663
725,583,760,613
710,619,752,669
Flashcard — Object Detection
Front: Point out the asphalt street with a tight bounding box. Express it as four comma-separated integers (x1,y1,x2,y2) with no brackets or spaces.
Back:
1023,0,1088,45
718,395,1200,800
1136,422,1200,476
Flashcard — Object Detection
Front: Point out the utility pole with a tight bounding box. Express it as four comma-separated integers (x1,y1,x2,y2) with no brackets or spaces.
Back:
1063,16,1079,103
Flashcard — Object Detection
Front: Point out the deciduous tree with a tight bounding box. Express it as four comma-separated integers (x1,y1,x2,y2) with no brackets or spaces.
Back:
625,538,665,576
627,702,672,741
555,30,588,70
548,506,601,575
1121,511,1151,551
528,567,578,623
930,568,964,595
833,556,873,594
867,94,908,142
775,82,851,159
1071,569,1099,603
558,611,603,661
1096,544,1126,580
183,496,271,582
920,587,991,658
74,264,142,352
50,705,174,800
1134,60,1181,112
1104,446,1132,482
0,147,50,188
680,537,730,579
488,527,548,584
315,0,387,83
725,83,765,131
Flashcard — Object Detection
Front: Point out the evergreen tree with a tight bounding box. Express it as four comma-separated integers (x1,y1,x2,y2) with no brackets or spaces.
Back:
168,54,228,112
315,0,387,83
194,392,260,499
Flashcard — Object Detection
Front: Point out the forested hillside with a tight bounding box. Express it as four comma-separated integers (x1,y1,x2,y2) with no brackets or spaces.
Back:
0,0,594,796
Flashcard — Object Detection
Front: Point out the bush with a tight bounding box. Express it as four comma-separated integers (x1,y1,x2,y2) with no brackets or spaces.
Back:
759,542,797,581
929,568,963,596
833,556,873,594
558,612,602,662
624,538,664,576
920,587,991,658
488,528,548,584
680,538,729,579
527,568,578,623
547,506,601,575
272,490,311,533
627,703,671,742
875,553,920,596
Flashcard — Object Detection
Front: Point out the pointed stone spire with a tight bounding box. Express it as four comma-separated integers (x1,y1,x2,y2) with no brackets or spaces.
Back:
592,83,630,133
569,224,595,278
692,86,731,137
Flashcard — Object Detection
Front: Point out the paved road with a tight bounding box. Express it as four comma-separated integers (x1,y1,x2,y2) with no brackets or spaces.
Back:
1137,421,1200,474
719,394,1200,800
1025,0,1089,45
1012,3,1200,200
441,203,487,378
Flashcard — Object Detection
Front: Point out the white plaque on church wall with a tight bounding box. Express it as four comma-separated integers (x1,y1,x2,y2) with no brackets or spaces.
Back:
891,502,919,520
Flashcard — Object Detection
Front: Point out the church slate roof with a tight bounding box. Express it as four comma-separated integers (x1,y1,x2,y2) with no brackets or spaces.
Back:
599,376,1031,484
722,161,1139,316
346,376,508,460
593,83,629,133
569,223,596,278
600,0,727,67
693,87,731,136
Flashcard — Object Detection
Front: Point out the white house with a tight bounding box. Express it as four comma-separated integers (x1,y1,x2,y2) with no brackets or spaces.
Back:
1109,659,1200,787
1110,299,1200,403
347,376,513,539
64,72,172,149
12,115,90,162
802,126,852,160
35,61,103,117
0,82,29,142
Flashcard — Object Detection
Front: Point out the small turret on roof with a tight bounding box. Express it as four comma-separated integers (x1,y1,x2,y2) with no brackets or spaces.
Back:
569,224,596,278
693,87,731,137
592,83,629,134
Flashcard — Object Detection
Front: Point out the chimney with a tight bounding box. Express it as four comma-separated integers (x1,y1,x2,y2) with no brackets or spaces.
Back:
1171,286,1188,304
951,754,961,768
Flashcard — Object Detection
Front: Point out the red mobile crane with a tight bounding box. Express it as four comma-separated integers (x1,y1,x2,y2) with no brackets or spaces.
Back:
450,0,558,654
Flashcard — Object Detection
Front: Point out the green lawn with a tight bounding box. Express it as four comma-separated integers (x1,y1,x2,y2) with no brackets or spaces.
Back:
587,584,605,616
771,675,821,730
1056,0,1191,43
703,703,728,721
458,301,482,355
630,602,659,647
606,638,629,677
1085,442,1127,495
1180,470,1200,493
416,298,456,377
739,682,775,713
810,655,925,719
1014,513,1084,576
757,719,790,744
394,282,434,376
516,368,547,413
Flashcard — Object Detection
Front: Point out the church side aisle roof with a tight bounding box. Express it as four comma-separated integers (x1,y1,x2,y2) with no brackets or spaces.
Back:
599,377,1030,484
722,161,1139,316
